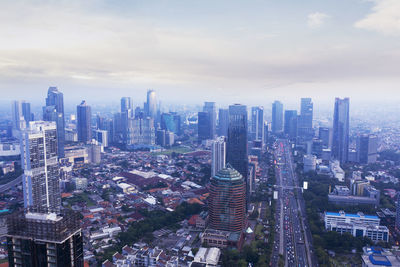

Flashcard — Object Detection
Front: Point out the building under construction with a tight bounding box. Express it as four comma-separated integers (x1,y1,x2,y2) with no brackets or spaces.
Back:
6,209,83,267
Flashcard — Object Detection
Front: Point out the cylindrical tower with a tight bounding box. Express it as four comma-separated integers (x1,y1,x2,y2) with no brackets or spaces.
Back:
209,164,246,232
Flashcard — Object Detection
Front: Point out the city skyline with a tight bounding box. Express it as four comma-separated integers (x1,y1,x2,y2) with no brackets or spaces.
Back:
0,1,399,104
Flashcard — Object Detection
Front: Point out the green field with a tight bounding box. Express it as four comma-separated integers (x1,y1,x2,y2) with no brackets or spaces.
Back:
152,146,193,156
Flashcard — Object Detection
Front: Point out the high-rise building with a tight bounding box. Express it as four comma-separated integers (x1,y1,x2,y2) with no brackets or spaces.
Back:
297,98,314,140
161,112,181,135
21,101,33,124
20,121,61,213
121,97,132,113
145,90,157,120
209,165,246,232
198,111,211,143
332,98,350,164
251,106,264,143
272,101,283,134
284,110,297,139
94,129,108,148
77,100,92,143
319,127,332,148
11,101,26,131
203,102,216,139
357,134,378,164
227,104,248,181
126,116,155,146
43,87,65,158
211,137,226,177
218,108,229,137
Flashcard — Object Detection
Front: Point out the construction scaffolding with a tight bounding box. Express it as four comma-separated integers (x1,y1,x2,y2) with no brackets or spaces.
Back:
6,209,81,243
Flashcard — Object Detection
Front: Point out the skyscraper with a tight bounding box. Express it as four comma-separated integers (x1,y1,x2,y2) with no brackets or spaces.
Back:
121,97,132,113
319,127,332,148
211,136,226,177
11,101,26,131
357,134,378,164
9,121,83,265
161,112,181,135
77,100,92,143
21,101,33,124
272,101,283,134
251,106,264,143
218,108,229,137
43,87,65,158
20,121,61,212
227,104,248,180
297,98,314,140
198,111,211,143
284,110,298,139
203,102,216,139
209,165,246,232
332,97,350,164
126,116,155,146
145,90,157,120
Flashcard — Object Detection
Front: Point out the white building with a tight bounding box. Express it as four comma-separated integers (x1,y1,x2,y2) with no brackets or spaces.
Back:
330,160,345,182
191,247,221,267
324,211,389,242
211,137,226,177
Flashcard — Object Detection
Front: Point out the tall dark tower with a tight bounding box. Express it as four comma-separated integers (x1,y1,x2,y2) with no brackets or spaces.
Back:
227,104,248,191
332,97,350,164
209,165,246,232
218,108,229,136
272,101,283,134
43,87,65,158
77,100,92,143
284,110,298,139
203,102,216,139
298,98,314,140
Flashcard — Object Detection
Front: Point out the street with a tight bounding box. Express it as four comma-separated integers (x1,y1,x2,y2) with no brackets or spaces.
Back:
271,139,316,267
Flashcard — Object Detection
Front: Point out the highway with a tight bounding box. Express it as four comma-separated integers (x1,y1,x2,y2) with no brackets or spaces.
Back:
271,139,316,267
0,175,22,193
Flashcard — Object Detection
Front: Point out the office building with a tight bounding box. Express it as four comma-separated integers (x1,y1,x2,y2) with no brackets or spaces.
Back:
211,137,226,177
20,121,61,212
11,101,26,131
324,211,388,242
126,116,155,146
209,165,246,232
319,127,332,148
284,110,297,139
218,108,229,137
94,129,108,147
332,97,350,164
21,101,33,124
161,112,181,135
88,142,101,164
250,106,264,143
227,104,248,181
297,98,313,140
121,97,132,113
272,101,283,134
77,100,92,143
145,90,157,120
357,134,378,164
311,138,323,157
203,102,216,139
43,87,65,158
198,111,211,143
156,129,166,146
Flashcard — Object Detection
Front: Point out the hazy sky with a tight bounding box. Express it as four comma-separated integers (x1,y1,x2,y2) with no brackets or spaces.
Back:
0,0,399,106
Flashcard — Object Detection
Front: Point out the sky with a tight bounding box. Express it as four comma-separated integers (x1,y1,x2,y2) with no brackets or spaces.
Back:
0,0,399,107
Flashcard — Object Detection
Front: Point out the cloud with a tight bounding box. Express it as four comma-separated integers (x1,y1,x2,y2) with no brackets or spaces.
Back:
355,0,400,36
307,12,330,28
